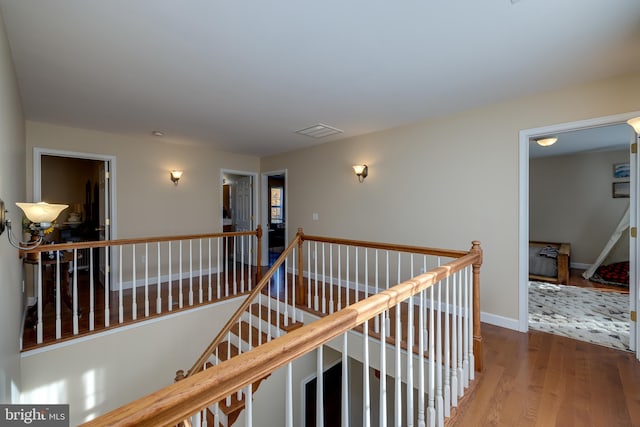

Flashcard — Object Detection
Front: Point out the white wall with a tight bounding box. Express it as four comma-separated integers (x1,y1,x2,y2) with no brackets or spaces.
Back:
530,149,630,264
0,10,26,403
20,298,242,426
261,72,640,323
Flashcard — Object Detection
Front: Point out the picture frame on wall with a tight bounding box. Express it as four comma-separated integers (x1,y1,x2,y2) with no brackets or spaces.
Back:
612,181,630,198
613,162,630,178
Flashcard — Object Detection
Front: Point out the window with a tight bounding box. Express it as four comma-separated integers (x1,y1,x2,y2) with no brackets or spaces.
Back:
270,187,283,224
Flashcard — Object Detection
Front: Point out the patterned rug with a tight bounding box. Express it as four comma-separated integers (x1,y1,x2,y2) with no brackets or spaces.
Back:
528,281,630,351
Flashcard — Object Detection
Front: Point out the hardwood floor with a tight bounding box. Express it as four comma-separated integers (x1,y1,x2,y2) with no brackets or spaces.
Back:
449,323,640,427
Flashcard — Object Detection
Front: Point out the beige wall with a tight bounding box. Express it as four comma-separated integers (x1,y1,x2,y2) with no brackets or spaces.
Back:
0,11,26,403
26,122,260,238
261,72,640,323
20,298,242,426
530,149,630,264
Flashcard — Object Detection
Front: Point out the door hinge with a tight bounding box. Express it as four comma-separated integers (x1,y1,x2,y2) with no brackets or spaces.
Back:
105,218,111,226
105,171,110,179
631,227,637,238
632,143,637,154
631,310,637,322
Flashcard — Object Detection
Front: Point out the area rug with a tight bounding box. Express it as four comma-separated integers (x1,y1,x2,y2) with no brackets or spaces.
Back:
590,261,629,287
528,281,629,351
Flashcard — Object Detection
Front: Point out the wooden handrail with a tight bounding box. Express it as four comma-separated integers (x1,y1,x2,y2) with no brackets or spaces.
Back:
81,245,481,427
183,233,302,377
19,227,261,254
300,232,469,259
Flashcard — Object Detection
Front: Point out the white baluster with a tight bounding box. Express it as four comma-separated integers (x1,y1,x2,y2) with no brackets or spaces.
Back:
199,239,203,303
240,236,245,293
364,316,371,427
418,287,425,427
342,333,349,427
216,238,221,299
314,241,319,311
104,245,110,327
168,242,173,312
456,271,464,397
379,306,387,427
284,256,289,327
245,383,252,427
144,243,149,317
374,250,380,334
395,263,402,427
345,246,350,308
337,245,341,311
179,241,183,308
118,246,123,323
354,248,359,304
467,266,475,382
285,362,293,427
427,285,435,427
73,248,79,334
89,248,95,331
132,245,137,320
321,243,326,313
436,280,444,427
451,272,458,407
292,249,297,324
385,252,391,338
53,255,61,339
156,242,161,314
329,244,334,314
189,240,194,306
407,259,414,427
233,235,237,295
444,276,450,417
307,241,311,309
316,347,324,427
208,238,212,301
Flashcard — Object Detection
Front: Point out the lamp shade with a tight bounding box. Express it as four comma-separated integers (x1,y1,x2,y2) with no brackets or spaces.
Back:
627,117,640,134
352,165,367,175
16,202,68,224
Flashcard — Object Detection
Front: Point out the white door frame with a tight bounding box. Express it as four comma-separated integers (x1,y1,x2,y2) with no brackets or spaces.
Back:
518,112,640,357
220,169,259,264
261,169,288,266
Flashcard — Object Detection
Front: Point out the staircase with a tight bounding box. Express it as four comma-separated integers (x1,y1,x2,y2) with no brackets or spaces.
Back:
181,296,303,427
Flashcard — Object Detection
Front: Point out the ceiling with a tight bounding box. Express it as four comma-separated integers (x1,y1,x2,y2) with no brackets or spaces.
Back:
1,0,640,157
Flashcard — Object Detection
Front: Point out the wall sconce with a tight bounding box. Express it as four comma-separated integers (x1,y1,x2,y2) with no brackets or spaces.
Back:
0,198,68,250
170,170,183,185
536,137,557,147
352,164,368,183
628,117,640,134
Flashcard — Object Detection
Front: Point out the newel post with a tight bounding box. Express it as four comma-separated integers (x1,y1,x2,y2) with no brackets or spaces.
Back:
256,225,263,279
470,240,483,372
297,228,305,306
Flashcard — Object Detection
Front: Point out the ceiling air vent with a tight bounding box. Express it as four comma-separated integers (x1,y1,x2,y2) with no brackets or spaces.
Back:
295,123,343,139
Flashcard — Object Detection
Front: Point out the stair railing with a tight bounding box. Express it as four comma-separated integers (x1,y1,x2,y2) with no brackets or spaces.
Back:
81,239,482,427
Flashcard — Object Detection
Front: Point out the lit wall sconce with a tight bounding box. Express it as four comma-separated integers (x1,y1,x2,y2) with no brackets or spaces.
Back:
0,198,68,249
170,170,183,185
628,117,640,134
536,137,557,147
352,164,368,183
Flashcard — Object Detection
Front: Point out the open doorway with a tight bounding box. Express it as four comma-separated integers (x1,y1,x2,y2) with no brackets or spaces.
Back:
519,112,640,357
33,148,115,288
261,170,287,267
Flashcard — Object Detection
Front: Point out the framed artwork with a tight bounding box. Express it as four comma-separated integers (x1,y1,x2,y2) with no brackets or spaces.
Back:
613,162,630,178
612,181,630,198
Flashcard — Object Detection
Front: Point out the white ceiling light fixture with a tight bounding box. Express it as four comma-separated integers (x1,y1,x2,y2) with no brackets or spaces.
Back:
151,130,165,137
536,137,558,147
295,123,343,139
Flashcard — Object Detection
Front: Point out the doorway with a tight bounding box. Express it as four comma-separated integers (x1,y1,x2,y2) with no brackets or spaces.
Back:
220,170,258,265
519,112,640,358
33,148,115,288
261,170,287,267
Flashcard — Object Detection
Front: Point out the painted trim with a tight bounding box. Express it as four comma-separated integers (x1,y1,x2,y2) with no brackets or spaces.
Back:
518,111,640,333
480,311,519,331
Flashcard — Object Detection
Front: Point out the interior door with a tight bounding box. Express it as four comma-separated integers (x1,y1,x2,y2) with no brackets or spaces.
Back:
233,175,254,263
630,131,639,358
98,161,112,288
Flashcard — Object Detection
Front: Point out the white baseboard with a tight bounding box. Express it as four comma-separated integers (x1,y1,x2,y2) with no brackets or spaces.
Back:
480,311,519,331
571,262,590,270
